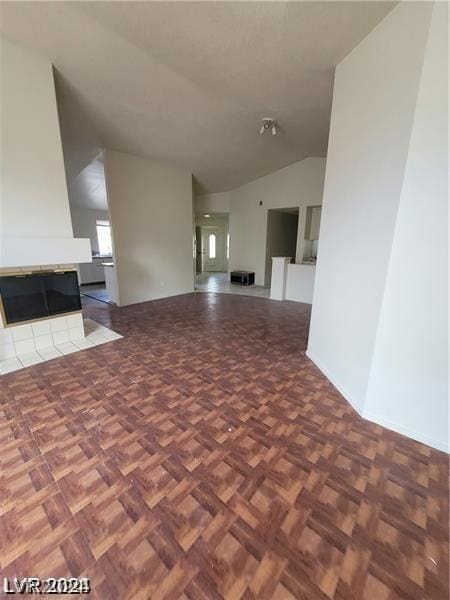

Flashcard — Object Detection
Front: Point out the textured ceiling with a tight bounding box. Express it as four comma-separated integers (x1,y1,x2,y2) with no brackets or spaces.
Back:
0,1,396,193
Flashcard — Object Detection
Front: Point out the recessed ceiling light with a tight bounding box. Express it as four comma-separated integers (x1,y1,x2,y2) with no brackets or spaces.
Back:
204,214,211,218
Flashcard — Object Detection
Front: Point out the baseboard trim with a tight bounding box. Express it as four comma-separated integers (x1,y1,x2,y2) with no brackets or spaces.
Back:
306,349,448,454
305,349,364,414
362,410,449,453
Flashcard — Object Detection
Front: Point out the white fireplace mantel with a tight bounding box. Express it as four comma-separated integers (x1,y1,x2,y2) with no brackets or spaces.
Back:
0,236,92,269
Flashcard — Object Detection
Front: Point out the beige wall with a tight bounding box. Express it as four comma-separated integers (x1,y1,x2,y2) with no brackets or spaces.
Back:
229,157,326,285
104,150,194,306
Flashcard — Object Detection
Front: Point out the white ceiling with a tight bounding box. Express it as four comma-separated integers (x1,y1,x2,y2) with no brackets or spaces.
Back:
0,1,396,194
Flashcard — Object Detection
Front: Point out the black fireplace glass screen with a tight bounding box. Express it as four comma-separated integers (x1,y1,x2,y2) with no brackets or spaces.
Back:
44,272,82,315
0,275,48,324
0,271,81,325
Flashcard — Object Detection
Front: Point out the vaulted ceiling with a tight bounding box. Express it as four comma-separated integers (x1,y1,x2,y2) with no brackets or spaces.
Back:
0,1,396,194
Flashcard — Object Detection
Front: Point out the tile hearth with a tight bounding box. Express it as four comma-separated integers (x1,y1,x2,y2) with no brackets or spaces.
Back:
0,317,122,374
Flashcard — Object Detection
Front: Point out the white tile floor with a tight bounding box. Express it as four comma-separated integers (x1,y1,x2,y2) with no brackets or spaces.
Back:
195,272,270,298
0,318,122,375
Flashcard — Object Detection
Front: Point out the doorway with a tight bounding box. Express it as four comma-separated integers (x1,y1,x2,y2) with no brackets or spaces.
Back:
264,208,299,287
195,226,202,273
195,213,229,274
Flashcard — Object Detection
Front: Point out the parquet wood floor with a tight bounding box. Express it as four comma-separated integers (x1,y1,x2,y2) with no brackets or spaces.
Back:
0,293,448,599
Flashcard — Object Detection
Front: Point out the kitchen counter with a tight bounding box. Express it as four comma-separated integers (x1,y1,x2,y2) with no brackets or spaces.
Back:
286,263,316,304
102,263,118,303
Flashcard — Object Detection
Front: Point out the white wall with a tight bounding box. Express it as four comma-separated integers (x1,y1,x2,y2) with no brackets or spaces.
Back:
195,192,231,215
70,207,110,255
229,158,326,285
0,36,90,267
0,36,72,239
308,2,447,451
308,2,433,411
104,150,194,306
363,3,448,451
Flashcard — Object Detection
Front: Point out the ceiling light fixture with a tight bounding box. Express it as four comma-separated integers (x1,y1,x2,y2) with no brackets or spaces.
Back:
260,118,278,136
204,214,211,218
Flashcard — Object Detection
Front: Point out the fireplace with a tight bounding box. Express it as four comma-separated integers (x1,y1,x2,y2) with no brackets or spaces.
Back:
0,270,82,326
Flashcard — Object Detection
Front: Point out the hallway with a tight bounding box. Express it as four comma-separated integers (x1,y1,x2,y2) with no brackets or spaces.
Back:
195,272,270,299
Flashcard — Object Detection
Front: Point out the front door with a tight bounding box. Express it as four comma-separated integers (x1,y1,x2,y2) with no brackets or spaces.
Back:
202,226,223,271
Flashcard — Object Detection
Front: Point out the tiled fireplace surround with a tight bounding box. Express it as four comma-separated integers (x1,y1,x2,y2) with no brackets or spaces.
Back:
1,312,85,358
0,265,122,374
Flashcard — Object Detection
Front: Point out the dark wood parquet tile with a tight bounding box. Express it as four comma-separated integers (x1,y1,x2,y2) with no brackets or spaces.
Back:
0,293,448,599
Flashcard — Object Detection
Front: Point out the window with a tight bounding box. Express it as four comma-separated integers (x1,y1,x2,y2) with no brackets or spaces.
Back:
96,220,112,256
226,233,230,260
208,233,216,259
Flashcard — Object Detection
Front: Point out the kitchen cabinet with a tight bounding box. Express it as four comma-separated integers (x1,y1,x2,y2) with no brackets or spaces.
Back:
77,257,109,284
